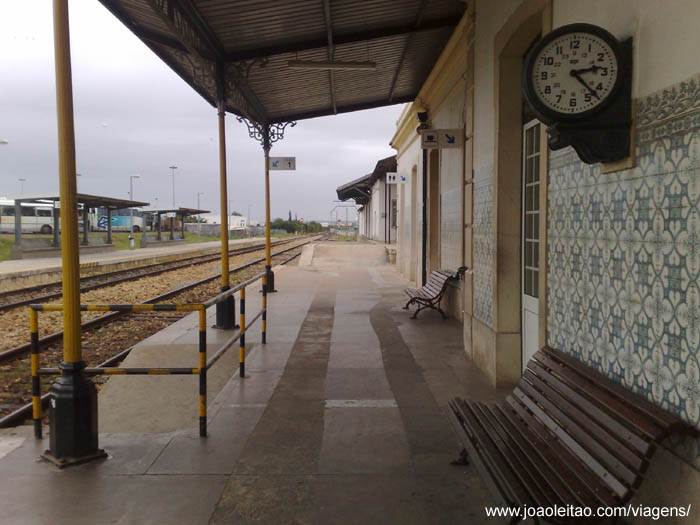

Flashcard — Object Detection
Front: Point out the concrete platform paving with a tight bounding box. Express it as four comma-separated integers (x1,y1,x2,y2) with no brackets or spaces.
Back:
0,241,508,524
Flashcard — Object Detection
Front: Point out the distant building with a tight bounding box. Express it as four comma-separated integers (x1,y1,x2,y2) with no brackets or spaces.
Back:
336,155,397,243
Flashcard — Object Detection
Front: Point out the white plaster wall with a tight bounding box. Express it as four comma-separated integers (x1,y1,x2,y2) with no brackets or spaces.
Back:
554,0,700,98
472,0,520,175
396,138,421,282
432,94,466,270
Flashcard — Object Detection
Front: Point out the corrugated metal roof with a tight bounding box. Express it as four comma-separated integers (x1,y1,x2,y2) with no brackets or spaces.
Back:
98,0,466,124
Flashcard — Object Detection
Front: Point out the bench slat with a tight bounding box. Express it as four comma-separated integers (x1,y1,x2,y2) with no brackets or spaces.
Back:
506,394,619,507
513,388,628,501
532,355,660,447
519,377,636,494
453,399,536,509
523,369,645,477
500,398,601,509
447,401,517,521
542,346,685,430
473,402,558,508
488,403,581,507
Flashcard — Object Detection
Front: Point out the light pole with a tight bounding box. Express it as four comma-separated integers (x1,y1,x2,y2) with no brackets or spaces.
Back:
18,178,26,194
197,191,204,243
247,204,254,237
129,174,140,249
169,165,177,207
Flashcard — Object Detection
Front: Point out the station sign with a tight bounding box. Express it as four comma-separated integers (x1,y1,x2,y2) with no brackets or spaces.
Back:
269,157,296,170
420,129,464,149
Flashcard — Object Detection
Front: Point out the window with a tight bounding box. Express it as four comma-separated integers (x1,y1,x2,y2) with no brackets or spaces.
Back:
21,207,36,217
1,207,15,216
523,123,541,298
37,209,52,217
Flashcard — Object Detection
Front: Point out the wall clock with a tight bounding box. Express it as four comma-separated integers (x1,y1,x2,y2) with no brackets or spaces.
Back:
522,23,632,164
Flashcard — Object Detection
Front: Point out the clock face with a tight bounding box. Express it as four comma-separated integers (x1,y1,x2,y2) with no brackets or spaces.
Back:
528,27,620,118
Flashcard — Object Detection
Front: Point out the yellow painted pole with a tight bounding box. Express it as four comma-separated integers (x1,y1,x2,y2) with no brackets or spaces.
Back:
198,308,207,437
218,104,230,288
54,0,81,364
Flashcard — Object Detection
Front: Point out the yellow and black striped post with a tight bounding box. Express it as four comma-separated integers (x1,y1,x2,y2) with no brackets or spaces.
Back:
261,275,267,344
198,308,207,437
30,308,41,439
239,287,245,377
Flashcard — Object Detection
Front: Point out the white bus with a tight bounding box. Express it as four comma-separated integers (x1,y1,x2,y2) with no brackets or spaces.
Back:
0,199,56,234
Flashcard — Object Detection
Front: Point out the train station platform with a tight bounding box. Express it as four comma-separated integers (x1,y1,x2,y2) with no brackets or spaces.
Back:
0,241,508,524
0,236,266,292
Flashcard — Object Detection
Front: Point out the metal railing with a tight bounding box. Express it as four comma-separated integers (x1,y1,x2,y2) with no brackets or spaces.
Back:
29,269,270,440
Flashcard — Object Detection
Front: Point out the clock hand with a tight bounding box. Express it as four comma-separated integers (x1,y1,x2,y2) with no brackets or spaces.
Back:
570,71,600,99
570,65,601,76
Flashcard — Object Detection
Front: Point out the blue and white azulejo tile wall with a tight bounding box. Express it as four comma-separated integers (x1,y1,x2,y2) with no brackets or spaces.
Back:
547,73,700,470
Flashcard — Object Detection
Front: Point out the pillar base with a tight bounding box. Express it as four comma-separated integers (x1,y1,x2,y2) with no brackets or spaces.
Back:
41,448,107,469
46,362,104,467
266,267,277,293
214,286,238,329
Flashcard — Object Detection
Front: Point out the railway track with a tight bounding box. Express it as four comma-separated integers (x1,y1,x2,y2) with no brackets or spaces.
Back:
0,237,301,312
0,236,322,425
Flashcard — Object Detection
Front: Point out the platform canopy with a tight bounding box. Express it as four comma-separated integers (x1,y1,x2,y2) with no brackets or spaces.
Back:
13,193,149,209
142,206,210,216
336,154,396,204
98,0,466,124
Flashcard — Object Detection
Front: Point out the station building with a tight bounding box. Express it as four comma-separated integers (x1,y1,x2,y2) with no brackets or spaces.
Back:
336,155,398,242
389,0,700,507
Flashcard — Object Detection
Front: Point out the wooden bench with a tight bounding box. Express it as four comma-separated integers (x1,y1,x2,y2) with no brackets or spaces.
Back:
403,268,465,319
447,346,697,522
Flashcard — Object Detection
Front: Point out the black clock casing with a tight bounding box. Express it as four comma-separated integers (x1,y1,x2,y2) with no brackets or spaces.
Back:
521,23,632,164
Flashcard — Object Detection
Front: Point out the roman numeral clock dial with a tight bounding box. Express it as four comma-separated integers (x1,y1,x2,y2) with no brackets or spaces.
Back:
523,23,623,120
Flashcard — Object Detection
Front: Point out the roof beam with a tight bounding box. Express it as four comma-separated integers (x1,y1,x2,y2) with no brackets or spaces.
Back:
269,93,415,124
142,0,268,122
388,0,427,102
225,15,462,61
322,0,337,115
133,27,187,53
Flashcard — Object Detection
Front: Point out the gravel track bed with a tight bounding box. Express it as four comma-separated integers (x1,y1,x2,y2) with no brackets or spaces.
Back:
0,246,304,419
0,238,309,353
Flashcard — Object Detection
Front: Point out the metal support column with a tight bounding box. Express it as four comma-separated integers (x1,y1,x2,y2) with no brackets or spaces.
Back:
44,0,104,467
239,287,245,377
52,203,59,247
82,206,89,246
215,100,235,329
106,208,112,244
263,127,276,293
156,212,162,240
421,148,428,286
198,309,207,437
14,200,21,247
181,212,185,240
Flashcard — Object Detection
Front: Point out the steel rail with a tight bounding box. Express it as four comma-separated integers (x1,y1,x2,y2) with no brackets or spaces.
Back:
0,237,302,312
0,242,311,428
0,236,321,363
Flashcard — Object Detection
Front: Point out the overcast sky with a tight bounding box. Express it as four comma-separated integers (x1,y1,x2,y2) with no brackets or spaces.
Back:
0,0,403,223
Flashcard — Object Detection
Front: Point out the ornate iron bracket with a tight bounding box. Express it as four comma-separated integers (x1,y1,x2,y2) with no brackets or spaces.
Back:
229,57,269,79
236,117,296,153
